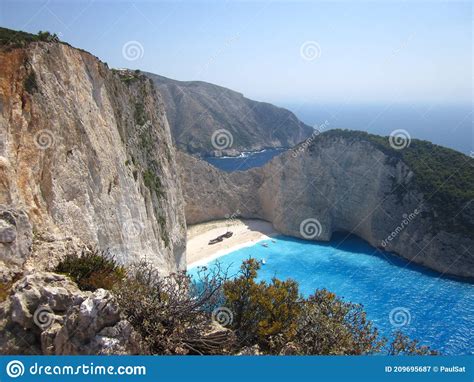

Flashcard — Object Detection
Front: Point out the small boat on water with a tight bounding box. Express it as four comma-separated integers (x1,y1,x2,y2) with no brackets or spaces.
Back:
261,259,266,265
261,243,268,248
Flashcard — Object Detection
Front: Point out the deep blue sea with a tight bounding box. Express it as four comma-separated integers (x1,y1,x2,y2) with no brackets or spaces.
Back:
189,234,474,355
204,148,285,172
283,103,473,156
205,104,472,172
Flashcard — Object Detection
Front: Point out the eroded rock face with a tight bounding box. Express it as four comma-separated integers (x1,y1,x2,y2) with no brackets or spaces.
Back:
147,73,314,157
179,134,474,279
0,42,186,274
0,272,141,355
0,206,32,282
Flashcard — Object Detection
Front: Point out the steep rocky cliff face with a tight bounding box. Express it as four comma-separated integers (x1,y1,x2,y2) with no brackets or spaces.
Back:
180,132,474,279
147,73,314,156
0,39,186,279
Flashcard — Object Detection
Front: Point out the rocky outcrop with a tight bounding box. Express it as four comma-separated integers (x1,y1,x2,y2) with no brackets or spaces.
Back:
0,272,141,354
179,132,474,279
0,37,186,276
147,73,313,156
0,206,32,282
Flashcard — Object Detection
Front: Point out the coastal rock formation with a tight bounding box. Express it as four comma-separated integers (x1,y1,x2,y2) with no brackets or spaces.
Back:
179,131,474,278
0,272,141,354
0,34,186,276
0,206,32,282
147,73,313,156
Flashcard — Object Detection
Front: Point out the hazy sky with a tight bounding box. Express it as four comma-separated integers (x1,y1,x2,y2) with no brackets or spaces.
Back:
0,1,471,104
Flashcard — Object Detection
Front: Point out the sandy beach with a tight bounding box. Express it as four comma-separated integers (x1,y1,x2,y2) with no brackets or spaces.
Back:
186,219,278,268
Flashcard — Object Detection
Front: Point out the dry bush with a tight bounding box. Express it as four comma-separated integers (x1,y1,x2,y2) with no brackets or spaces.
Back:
0,274,21,303
114,261,235,354
388,331,438,355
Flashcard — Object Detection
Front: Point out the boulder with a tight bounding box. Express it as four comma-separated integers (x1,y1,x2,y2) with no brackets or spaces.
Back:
237,344,262,355
0,272,141,355
0,206,32,282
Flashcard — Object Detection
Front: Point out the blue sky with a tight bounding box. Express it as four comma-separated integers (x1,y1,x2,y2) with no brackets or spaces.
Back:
0,0,471,105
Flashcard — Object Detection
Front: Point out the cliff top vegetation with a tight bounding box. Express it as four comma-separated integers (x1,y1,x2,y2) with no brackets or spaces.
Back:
0,27,60,49
307,129,474,237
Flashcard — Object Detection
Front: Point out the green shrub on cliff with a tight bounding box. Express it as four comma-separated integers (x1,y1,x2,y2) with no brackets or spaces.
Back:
223,259,395,355
0,27,59,49
113,256,436,355
23,71,38,93
56,250,436,355
54,248,125,291
295,289,385,355
223,258,301,351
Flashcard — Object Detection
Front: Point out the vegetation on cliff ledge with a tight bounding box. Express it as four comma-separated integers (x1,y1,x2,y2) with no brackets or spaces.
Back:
55,251,437,355
222,259,435,355
0,27,59,49
54,248,125,291
112,69,144,86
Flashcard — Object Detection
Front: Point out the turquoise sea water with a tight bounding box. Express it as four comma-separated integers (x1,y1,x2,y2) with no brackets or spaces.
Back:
189,234,474,355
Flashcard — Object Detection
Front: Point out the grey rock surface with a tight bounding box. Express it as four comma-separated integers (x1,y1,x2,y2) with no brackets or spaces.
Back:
0,206,32,281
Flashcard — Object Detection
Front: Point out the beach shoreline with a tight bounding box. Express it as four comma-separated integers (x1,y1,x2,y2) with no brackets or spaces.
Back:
186,219,278,268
